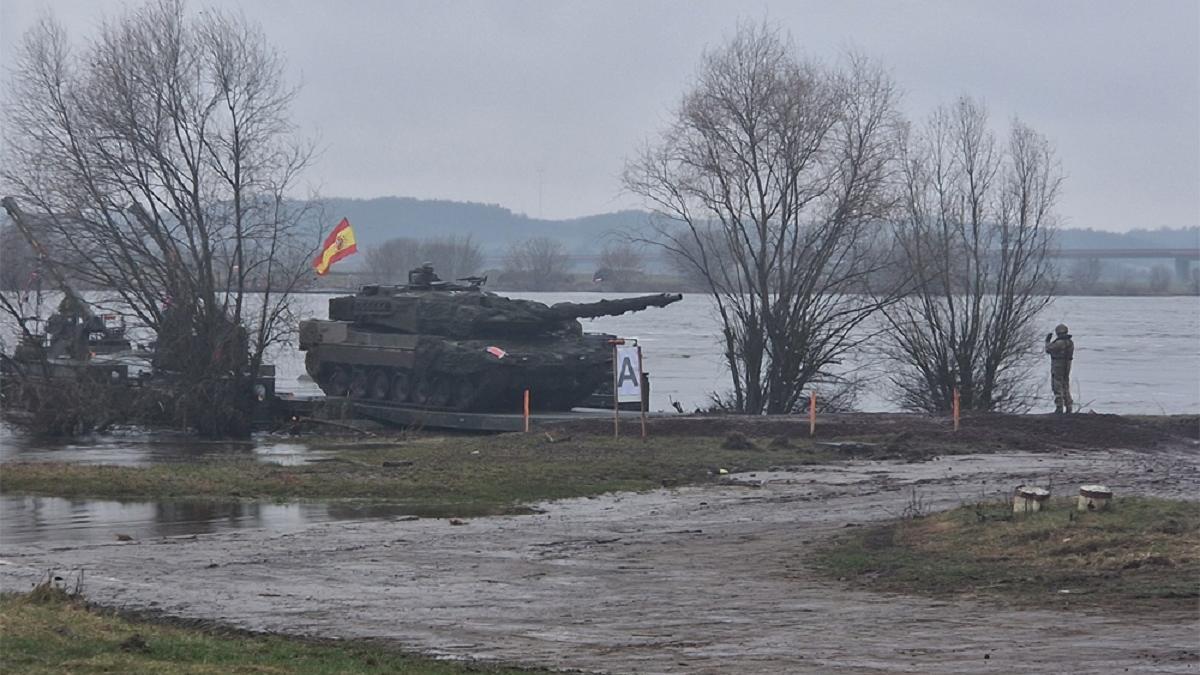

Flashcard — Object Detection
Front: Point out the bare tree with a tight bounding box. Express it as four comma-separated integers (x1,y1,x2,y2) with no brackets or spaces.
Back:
623,23,904,414
364,237,420,285
420,234,484,281
1148,264,1172,293
1068,257,1103,292
882,97,1061,413
599,242,645,273
363,234,483,285
502,236,571,290
594,242,646,290
1,0,317,436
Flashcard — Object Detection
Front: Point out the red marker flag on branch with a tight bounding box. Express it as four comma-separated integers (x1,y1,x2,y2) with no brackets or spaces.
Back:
313,218,358,275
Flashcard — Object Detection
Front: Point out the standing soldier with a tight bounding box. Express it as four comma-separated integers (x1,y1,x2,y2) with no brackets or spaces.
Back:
1045,324,1074,414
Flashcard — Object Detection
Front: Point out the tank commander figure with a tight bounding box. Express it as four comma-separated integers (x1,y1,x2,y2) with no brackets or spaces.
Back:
1045,323,1074,414
408,261,441,287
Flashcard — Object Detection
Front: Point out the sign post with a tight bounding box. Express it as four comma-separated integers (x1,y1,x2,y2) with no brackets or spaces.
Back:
613,340,643,438
611,341,621,437
638,345,646,439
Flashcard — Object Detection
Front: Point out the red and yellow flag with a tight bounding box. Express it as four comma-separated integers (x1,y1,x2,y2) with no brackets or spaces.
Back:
313,218,358,275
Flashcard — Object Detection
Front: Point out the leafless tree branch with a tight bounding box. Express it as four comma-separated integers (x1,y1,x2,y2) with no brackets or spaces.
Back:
623,23,906,413
882,98,1061,412
1,0,319,436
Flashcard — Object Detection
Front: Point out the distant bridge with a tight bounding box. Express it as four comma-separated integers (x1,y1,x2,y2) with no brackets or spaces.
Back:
1050,248,1199,281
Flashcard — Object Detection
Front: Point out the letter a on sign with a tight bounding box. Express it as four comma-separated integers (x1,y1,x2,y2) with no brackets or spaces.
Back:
615,345,642,403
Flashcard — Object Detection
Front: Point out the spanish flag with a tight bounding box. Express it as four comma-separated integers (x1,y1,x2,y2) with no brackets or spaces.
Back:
313,218,358,275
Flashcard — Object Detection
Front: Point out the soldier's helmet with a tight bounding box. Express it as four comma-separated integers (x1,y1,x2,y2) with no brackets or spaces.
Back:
1055,323,1069,335
421,261,434,270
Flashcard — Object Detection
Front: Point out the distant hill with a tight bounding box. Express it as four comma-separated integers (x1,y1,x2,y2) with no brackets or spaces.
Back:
308,197,1197,280
2,198,1194,294
320,196,1197,255
319,197,651,262
7,194,1193,271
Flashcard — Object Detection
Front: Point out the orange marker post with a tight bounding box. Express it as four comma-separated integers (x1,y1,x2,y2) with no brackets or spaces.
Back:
523,389,531,433
952,387,961,432
809,390,817,437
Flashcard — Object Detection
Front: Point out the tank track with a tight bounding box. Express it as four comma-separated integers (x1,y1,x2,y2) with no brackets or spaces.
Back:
307,357,604,413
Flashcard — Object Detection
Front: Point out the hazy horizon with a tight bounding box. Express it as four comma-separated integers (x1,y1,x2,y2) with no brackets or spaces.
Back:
2,0,1197,232
318,194,1200,235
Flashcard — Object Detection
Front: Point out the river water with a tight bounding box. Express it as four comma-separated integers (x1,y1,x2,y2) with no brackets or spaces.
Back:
270,292,1200,414
0,495,419,545
2,293,1197,545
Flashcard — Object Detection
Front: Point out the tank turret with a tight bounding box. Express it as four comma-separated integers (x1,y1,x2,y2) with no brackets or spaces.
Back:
326,285,681,339
299,279,682,412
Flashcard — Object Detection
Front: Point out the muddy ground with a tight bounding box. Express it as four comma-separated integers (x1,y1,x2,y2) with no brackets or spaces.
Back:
2,415,1198,674
559,412,1200,453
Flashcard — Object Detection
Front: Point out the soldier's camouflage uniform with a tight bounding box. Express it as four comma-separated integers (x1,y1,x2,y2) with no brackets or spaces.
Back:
1045,330,1074,413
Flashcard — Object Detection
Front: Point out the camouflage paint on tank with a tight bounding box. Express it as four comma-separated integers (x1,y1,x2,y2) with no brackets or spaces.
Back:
298,280,682,412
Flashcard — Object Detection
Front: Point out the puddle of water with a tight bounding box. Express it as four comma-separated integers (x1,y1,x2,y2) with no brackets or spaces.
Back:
0,423,333,467
0,496,419,546
0,425,411,545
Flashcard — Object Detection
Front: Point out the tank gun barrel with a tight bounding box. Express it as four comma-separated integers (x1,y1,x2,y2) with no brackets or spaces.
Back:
549,293,682,320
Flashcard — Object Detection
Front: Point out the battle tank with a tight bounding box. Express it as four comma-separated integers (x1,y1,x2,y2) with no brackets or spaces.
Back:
298,278,682,412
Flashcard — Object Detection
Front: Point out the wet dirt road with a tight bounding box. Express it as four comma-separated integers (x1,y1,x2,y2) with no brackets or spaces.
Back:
2,448,1197,674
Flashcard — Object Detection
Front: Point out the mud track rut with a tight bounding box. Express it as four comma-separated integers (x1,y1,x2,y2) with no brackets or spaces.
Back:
2,448,1198,674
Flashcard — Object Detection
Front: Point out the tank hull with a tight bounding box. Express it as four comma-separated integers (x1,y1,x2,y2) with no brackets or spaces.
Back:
299,319,614,412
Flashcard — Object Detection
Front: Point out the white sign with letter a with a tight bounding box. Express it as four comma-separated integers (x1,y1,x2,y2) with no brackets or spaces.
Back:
615,345,642,403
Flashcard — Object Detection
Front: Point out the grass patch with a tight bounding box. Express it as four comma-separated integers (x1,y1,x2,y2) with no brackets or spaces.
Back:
0,580,542,674
812,496,1200,612
0,433,837,515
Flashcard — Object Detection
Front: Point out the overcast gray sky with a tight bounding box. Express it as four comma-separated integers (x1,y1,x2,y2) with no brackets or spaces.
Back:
2,0,1197,230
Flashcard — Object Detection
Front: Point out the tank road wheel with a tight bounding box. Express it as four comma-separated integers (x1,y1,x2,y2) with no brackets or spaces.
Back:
414,374,436,406
326,366,351,397
390,371,412,403
347,368,369,399
414,374,453,408
367,369,391,400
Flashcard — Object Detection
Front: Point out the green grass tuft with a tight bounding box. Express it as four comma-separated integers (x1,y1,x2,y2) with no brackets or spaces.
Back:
812,496,1200,612
0,592,545,674
0,433,837,514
